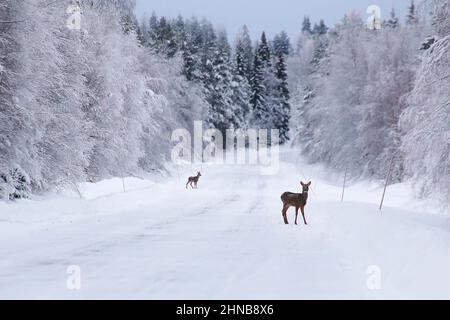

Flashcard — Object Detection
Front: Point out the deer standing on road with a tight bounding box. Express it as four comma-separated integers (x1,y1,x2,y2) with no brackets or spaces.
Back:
280,181,311,225
186,172,202,189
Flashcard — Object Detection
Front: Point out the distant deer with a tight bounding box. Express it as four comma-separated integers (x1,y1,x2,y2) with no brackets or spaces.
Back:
186,172,202,189
280,181,311,225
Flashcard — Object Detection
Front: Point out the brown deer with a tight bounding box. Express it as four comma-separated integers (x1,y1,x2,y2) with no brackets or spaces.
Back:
280,181,311,225
186,172,202,189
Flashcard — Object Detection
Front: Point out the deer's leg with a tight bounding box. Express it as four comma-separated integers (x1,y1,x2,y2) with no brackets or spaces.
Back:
300,206,307,225
186,181,189,189
295,207,299,225
282,204,289,224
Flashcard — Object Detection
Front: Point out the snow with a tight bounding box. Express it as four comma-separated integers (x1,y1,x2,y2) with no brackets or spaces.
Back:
0,151,449,299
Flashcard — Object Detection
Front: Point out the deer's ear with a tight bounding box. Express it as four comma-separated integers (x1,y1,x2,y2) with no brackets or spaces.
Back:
307,181,311,186
300,181,305,186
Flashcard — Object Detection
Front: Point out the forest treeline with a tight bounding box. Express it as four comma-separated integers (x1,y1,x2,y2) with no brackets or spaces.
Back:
0,0,448,204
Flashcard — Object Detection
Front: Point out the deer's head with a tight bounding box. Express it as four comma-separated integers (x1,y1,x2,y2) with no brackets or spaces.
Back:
300,181,311,193
197,171,202,177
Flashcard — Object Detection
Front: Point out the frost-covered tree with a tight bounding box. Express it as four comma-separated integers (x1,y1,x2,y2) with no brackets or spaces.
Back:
156,17,177,58
291,9,432,181
385,7,399,29
250,50,266,127
6,1,92,192
81,4,145,180
406,0,419,25
250,33,273,128
257,32,271,66
173,15,186,46
400,3,450,203
138,52,206,171
430,0,450,37
302,16,312,34
181,40,196,81
312,20,328,35
199,20,217,78
289,17,328,147
233,27,253,127
230,70,251,129
249,31,290,136
299,14,367,172
234,25,254,83
0,0,30,199
273,52,291,143
0,1,207,199
147,12,159,48
204,29,235,134
273,31,291,56
356,24,425,180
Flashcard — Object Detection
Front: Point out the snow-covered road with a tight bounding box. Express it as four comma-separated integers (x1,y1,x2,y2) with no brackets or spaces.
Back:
1,153,449,299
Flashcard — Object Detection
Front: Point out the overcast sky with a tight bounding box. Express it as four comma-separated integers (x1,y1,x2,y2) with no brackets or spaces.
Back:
135,0,412,40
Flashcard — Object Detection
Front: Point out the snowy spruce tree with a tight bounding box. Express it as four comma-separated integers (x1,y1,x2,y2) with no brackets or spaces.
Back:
273,52,291,143
302,16,312,34
257,32,272,65
406,0,419,25
250,33,272,128
181,40,197,81
172,15,187,46
385,7,399,29
313,20,328,35
156,17,178,58
249,49,266,128
204,30,235,135
273,31,291,56
232,27,254,127
147,12,159,48
235,25,254,84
